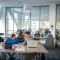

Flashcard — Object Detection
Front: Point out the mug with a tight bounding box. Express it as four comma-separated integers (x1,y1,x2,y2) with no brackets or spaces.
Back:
14,45,18,49
1,42,4,47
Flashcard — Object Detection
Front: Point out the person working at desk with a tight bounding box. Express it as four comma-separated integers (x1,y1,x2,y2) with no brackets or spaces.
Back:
34,31,40,40
0,37,4,60
23,31,37,60
46,31,53,47
23,31,32,45
17,30,24,43
46,31,53,38
4,34,20,60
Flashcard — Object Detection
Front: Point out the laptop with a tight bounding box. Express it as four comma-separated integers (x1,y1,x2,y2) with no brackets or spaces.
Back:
4,43,12,49
27,40,38,48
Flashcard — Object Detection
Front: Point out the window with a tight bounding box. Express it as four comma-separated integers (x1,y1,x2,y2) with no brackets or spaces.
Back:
5,6,49,37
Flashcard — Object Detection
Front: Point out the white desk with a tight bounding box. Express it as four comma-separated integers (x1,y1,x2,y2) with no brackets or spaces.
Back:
0,44,48,60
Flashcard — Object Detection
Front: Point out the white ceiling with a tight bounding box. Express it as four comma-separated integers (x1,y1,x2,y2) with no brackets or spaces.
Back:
0,0,60,7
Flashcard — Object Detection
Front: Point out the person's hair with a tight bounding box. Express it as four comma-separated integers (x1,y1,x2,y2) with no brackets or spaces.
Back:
11,34,15,38
18,30,22,36
22,30,24,31
36,31,40,34
25,31,30,35
49,31,51,33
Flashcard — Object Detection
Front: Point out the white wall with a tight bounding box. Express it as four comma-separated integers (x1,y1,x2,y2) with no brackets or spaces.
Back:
49,4,56,38
0,7,5,35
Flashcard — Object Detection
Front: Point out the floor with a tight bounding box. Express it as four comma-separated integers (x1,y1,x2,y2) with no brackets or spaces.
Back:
47,48,60,60
39,38,60,60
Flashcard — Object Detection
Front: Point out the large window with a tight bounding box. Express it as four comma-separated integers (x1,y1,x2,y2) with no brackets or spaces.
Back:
6,8,22,36
56,6,60,29
5,6,49,36
56,5,60,38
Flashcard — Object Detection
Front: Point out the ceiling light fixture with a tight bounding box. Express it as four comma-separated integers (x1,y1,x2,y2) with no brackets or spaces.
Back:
23,3,32,12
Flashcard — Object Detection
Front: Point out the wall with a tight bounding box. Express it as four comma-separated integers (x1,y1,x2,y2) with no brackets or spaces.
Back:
0,7,5,35
49,4,56,38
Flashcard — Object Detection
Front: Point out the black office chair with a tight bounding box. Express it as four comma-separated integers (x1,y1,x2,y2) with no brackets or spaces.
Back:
17,37,24,43
0,37,4,42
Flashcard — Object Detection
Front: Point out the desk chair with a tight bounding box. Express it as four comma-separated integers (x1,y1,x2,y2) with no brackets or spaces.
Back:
17,37,24,43
46,38,54,47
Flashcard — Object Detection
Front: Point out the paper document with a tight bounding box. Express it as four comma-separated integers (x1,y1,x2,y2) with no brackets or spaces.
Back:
15,48,22,51
15,47,25,51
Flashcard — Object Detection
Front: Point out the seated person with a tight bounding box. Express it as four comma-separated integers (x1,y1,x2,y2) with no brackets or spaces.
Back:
0,37,4,60
23,31,32,45
22,31,37,60
46,31,53,38
34,31,40,40
17,30,24,42
22,30,25,36
4,34,20,60
56,29,59,40
46,31,54,47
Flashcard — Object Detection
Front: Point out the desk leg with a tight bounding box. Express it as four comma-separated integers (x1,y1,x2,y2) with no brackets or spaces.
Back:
40,53,42,60
20,53,23,60
41,53,47,60
36,53,41,60
45,53,47,60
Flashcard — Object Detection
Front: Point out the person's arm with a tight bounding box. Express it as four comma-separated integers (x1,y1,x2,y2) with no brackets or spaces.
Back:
13,38,19,44
23,39,27,45
4,38,8,43
16,38,19,44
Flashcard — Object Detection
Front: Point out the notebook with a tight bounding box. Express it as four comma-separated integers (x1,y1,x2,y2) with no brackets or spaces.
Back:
4,43,12,49
27,40,38,48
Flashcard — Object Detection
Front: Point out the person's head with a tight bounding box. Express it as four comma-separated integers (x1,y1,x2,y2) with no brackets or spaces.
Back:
25,31,30,38
19,30,22,36
22,30,24,32
48,31,51,33
22,30,25,34
11,34,16,40
36,31,39,34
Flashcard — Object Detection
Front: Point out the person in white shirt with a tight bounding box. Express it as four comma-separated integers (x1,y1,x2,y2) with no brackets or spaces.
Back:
22,31,37,60
23,31,32,45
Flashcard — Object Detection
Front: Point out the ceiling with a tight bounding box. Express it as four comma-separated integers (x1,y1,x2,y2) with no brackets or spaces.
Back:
0,0,60,7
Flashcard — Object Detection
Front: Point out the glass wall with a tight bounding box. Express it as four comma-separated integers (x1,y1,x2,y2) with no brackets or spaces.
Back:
5,6,49,36
56,5,60,40
5,8,22,36
0,7,5,34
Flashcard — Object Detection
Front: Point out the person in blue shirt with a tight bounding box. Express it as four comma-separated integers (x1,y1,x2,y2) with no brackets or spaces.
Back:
46,31,53,38
4,33,19,60
5,36,18,44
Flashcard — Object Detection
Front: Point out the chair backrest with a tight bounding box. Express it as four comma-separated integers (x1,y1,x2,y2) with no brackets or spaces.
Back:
46,38,54,47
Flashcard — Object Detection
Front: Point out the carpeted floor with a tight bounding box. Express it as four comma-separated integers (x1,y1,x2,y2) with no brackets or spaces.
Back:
48,49,60,60
44,46,60,60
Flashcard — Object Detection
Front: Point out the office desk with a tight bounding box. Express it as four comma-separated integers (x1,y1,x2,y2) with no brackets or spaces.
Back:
0,44,48,60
